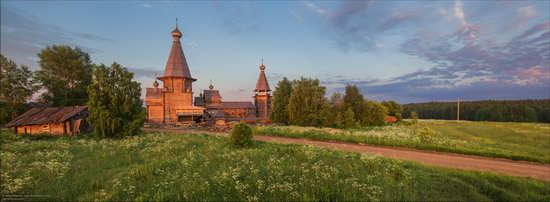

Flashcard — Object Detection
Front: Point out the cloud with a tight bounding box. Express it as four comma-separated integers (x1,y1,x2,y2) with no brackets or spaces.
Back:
498,5,539,32
519,5,537,19
311,2,549,103
515,5,539,29
302,1,431,52
141,3,152,8
290,9,305,23
127,67,160,79
303,1,328,17
320,70,548,103
364,80,549,103
267,72,284,82
0,5,112,69
354,20,550,102
182,38,200,49
453,0,467,26
212,2,260,34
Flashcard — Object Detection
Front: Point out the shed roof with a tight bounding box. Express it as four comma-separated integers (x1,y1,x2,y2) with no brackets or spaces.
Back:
4,106,88,127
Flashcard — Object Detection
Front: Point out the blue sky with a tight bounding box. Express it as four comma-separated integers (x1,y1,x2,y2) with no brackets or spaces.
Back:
1,1,549,103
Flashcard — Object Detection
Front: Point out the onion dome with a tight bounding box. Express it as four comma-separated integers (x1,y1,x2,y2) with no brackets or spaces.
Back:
171,18,182,39
153,79,159,87
171,27,182,39
161,18,195,80
255,62,271,92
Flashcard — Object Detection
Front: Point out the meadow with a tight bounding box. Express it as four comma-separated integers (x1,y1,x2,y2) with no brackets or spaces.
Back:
1,130,549,201
253,120,550,164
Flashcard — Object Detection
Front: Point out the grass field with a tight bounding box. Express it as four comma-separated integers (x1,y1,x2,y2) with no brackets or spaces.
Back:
1,131,549,201
254,120,550,164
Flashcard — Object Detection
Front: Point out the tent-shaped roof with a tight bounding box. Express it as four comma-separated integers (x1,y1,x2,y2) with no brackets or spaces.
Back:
160,25,195,81
255,64,270,92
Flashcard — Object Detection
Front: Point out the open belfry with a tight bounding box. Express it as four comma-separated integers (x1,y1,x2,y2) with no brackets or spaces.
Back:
146,20,271,124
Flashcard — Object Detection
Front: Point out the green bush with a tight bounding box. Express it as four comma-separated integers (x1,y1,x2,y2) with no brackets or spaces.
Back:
411,112,419,125
395,113,403,122
230,122,253,147
358,100,387,126
418,126,435,142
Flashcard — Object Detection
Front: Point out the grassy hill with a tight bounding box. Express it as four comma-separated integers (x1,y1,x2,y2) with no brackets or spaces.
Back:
254,120,550,164
1,131,549,201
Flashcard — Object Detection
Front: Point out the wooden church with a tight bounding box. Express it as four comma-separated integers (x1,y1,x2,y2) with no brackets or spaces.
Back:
145,21,271,124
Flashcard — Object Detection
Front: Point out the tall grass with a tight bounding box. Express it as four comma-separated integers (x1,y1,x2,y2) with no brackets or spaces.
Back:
1,130,549,201
254,120,550,164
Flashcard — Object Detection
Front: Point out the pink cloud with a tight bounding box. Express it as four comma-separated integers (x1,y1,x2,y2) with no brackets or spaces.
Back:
519,66,549,79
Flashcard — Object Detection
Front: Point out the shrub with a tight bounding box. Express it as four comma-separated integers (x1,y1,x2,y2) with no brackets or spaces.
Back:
358,100,387,126
342,108,357,128
418,126,435,142
229,122,253,147
411,112,419,125
395,113,403,122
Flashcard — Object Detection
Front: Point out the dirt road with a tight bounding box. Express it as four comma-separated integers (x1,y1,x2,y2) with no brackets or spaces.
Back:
142,128,550,181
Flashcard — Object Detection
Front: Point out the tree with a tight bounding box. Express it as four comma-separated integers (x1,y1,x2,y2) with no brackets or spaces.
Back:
342,107,356,128
332,112,343,128
343,84,364,120
327,92,345,128
35,45,93,106
358,100,387,126
0,54,36,124
401,99,549,123
287,77,328,127
87,63,144,138
381,100,402,116
269,77,293,124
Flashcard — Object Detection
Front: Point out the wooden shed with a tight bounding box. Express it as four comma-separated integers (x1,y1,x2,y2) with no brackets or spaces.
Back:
4,106,90,136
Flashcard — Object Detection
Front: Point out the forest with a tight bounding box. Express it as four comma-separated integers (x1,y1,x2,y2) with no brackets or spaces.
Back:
402,99,550,123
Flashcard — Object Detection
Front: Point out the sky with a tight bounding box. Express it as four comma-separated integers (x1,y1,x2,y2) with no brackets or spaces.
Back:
1,0,549,103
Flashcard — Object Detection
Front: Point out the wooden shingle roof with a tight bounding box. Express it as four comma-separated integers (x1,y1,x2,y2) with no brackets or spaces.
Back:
221,101,255,109
4,106,88,127
204,90,221,103
146,88,162,98
255,64,270,92
160,25,195,81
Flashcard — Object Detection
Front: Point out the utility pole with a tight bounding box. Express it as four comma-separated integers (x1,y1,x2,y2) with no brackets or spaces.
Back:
457,98,460,122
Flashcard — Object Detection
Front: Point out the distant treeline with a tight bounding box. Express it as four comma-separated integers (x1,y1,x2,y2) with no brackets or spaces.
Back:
402,99,550,123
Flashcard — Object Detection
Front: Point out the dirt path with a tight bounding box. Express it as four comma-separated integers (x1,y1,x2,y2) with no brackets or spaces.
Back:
142,128,550,181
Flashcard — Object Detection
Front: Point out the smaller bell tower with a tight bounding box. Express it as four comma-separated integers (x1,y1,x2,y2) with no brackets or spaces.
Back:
254,61,271,118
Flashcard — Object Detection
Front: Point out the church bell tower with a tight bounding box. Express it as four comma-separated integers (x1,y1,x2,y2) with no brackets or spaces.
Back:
254,61,271,118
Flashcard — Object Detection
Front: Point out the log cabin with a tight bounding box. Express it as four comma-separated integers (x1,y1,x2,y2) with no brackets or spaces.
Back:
4,106,90,136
